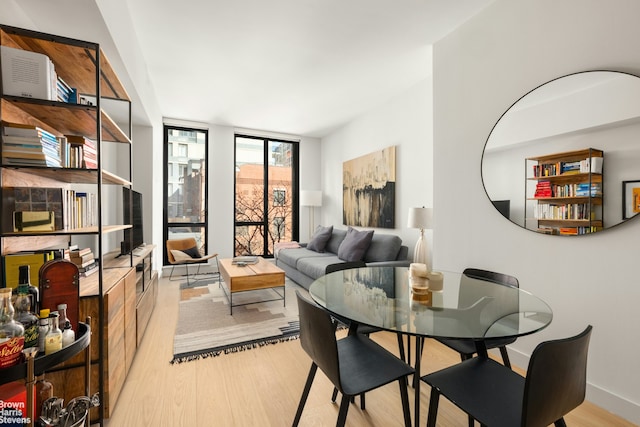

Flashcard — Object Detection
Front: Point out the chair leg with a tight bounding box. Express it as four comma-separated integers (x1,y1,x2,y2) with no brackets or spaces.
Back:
292,363,317,427
397,377,411,427
360,393,365,410
499,346,512,368
426,388,440,427
331,387,338,402
554,419,567,427
396,332,406,363
336,393,351,427
184,263,190,286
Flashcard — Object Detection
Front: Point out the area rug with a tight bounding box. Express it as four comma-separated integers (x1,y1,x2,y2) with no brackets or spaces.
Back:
171,279,308,364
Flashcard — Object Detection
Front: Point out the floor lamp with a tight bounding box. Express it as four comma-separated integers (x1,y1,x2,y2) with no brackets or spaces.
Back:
300,190,322,240
407,207,433,271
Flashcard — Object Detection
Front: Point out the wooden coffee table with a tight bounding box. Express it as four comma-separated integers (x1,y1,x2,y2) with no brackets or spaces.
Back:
218,257,286,314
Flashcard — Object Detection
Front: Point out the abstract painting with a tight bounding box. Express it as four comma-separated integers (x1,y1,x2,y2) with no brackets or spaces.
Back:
343,146,395,228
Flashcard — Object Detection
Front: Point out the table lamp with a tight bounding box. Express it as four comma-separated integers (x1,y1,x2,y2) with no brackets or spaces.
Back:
300,190,322,239
407,207,433,271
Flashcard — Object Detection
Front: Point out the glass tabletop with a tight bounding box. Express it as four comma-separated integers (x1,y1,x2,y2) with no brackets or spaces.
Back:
309,267,553,340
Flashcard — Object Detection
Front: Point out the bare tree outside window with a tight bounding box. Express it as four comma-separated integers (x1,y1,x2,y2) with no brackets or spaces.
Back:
234,135,299,256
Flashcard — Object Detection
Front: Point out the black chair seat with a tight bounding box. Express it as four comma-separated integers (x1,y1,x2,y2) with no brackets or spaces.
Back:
337,334,414,396
424,357,525,427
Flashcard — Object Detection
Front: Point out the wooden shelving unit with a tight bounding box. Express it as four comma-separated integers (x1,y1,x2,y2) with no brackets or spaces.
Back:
525,148,604,235
0,24,155,424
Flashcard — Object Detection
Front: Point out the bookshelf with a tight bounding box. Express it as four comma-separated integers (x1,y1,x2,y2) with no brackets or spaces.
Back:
0,24,155,424
525,148,604,235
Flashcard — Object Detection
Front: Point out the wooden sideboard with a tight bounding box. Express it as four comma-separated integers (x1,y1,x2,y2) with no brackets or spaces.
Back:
47,245,158,419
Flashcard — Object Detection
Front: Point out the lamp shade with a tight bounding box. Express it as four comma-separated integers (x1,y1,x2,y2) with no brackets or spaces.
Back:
407,207,433,229
300,190,322,207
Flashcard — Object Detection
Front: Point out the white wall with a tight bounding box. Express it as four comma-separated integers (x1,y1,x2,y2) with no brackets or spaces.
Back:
433,0,640,422
321,78,433,259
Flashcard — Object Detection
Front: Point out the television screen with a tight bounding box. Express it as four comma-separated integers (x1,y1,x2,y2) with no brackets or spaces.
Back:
122,187,144,255
491,199,510,219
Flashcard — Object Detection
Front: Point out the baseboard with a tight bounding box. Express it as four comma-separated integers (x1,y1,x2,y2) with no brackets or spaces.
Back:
505,348,640,425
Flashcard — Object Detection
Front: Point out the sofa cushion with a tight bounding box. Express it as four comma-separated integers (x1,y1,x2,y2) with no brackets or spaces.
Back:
364,233,403,262
307,225,333,252
325,228,347,254
297,254,343,280
337,227,374,262
276,247,333,269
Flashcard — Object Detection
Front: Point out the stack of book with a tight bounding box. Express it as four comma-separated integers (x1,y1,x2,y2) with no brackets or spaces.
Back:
56,76,78,104
534,180,552,198
1,122,62,167
63,135,97,169
70,247,98,277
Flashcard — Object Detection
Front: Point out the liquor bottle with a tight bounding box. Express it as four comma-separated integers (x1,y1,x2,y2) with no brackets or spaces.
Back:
14,284,39,349
62,320,75,348
44,312,62,355
58,303,75,347
15,265,39,314
0,287,25,368
38,309,50,354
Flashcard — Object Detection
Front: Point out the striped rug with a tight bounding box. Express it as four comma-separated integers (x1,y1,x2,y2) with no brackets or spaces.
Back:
171,279,308,364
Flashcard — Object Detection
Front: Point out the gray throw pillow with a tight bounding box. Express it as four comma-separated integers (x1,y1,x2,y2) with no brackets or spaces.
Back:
307,225,333,252
337,227,374,262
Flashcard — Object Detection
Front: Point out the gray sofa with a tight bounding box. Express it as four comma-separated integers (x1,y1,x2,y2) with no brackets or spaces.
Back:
275,227,410,289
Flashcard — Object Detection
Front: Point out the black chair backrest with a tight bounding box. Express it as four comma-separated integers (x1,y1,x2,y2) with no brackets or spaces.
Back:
458,268,520,337
462,267,519,288
522,325,593,427
325,261,366,274
296,291,342,389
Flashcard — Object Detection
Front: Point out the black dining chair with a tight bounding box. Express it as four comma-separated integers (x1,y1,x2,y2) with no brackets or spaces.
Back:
292,291,414,427
325,261,407,409
422,325,593,427
436,267,520,367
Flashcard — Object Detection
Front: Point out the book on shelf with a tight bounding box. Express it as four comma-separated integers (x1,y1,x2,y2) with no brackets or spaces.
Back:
78,261,99,277
65,134,97,169
70,250,95,267
1,122,62,167
70,247,92,257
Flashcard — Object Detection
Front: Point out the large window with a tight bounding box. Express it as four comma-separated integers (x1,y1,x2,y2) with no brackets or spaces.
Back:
234,134,299,257
163,125,208,264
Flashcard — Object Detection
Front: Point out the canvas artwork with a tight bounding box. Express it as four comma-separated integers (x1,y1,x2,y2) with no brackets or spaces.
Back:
343,146,395,228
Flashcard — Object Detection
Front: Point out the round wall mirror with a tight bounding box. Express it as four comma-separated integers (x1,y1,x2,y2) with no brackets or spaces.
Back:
482,70,640,235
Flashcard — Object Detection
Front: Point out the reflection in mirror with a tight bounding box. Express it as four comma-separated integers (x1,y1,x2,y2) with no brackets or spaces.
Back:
482,71,640,235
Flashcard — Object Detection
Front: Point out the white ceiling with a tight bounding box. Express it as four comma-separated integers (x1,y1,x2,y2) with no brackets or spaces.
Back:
10,0,494,138
123,0,493,137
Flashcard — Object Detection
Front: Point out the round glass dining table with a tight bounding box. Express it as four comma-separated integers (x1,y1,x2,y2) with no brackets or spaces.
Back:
308,266,553,426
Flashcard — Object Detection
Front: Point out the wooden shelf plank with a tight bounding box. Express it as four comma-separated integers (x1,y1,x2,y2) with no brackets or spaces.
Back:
1,166,131,186
2,97,130,143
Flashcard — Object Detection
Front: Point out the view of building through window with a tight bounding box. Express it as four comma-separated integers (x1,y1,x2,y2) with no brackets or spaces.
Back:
234,134,298,257
164,126,208,262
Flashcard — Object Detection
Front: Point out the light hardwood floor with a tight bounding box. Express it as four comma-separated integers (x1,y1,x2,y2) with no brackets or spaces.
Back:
105,276,636,426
